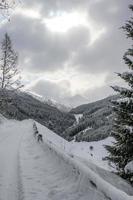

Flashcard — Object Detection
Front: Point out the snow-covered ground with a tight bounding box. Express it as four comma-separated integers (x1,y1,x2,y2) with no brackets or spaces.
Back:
20,122,108,200
0,117,133,200
74,114,83,123
69,137,115,171
36,121,113,171
0,120,25,200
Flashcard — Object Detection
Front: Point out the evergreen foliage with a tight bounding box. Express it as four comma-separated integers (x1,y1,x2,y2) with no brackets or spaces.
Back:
105,5,133,185
64,95,117,142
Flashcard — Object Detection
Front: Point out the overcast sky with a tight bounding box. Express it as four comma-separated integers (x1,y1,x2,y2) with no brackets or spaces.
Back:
0,0,132,107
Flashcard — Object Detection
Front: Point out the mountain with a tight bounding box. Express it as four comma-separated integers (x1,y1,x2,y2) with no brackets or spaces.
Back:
61,94,89,108
0,90,119,143
27,91,71,112
62,95,118,142
0,89,75,135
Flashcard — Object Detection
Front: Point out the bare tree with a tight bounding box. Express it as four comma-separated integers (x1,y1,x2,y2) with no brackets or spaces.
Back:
0,0,16,10
0,33,23,91
0,0,19,19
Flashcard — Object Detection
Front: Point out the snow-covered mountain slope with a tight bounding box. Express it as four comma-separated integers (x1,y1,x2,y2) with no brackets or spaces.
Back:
74,114,83,123
64,95,118,142
0,118,132,200
0,90,75,135
27,90,71,112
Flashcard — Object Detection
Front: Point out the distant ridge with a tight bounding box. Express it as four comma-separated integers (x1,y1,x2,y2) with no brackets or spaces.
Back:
0,89,75,135
62,95,118,142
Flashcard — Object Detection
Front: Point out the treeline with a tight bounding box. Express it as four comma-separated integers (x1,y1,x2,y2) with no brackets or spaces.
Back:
0,90,76,135
63,99,114,142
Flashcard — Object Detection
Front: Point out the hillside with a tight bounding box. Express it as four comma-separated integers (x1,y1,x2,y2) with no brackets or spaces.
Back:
70,96,117,114
27,91,72,112
0,90,119,143
0,90,75,135
63,96,118,142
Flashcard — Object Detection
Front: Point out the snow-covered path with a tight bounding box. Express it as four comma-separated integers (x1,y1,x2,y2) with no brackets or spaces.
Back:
0,121,23,200
0,119,132,200
0,120,106,200
20,125,107,200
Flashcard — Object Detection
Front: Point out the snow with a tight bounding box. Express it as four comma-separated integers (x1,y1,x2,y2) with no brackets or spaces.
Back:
124,125,133,133
112,86,131,93
20,123,107,200
0,120,25,200
0,117,133,200
0,114,7,124
35,121,114,171
74,114,83,123
27,90,71,112
34,122,133,200
68,137,115,171
116,97,133,104
77,126,92,135
121,71,133,78
125,161,133,174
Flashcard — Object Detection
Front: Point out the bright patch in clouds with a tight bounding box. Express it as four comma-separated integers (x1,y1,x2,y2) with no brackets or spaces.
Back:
44,11,106,44
90,27,106,45
15,7,106,45
69,73,107,95
44,12,87,33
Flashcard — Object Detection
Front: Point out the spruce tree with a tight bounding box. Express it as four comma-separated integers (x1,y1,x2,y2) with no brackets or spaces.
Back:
105,5,133,184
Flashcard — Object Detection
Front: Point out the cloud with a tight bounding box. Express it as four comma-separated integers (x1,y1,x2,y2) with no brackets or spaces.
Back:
0,0,131,106
71,0,132,74
23,0,90,16
0,12,90,73
30,79,71,100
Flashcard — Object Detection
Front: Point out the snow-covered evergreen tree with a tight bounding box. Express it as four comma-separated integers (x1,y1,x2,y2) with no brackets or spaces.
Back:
105,5,133,184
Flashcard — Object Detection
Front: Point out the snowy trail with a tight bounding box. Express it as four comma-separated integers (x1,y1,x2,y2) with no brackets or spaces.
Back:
0,121,24,200
20,129,107,200
0,119,132,200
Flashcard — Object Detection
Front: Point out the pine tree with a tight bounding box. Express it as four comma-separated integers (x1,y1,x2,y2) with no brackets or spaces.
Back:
105,5,133,184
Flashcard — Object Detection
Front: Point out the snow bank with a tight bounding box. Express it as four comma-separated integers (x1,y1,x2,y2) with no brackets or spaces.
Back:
19,121,107,200
68,137,114,171
0,118,132,200
36,123,133,200
125,161,133,174
0,113,7,123
42,143,133,200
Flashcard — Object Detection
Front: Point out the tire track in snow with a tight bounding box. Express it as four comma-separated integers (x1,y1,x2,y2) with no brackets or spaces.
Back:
0,121,31,200
19,130,107,200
